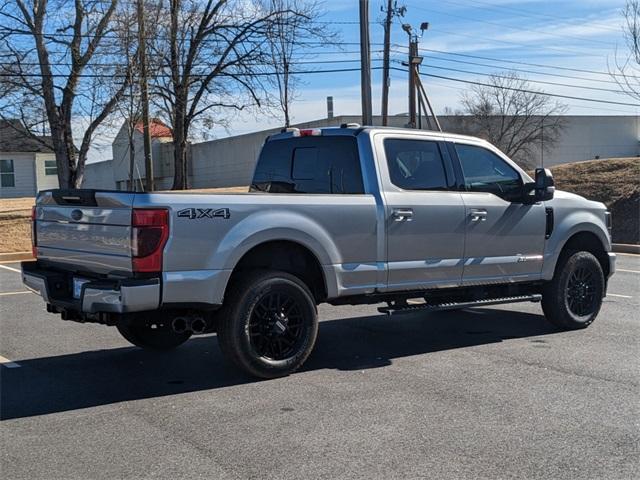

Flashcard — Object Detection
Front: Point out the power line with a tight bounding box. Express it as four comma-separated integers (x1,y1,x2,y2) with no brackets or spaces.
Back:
0,66,383,78
387,67,640,107
391,72,637,115
389,70,639,114
5,60,637,109
0,30,384,46
3,49,385,59
393,45,632,78
0,58,384,68
390,60,628,95
394,52,631,86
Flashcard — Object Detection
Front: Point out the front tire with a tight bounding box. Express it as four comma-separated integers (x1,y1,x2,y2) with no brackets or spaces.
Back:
217,270,318,379
117,317,191,350
542,251,604,330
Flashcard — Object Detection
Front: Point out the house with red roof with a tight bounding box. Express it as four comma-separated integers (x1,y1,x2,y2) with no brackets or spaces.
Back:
109,119,174,191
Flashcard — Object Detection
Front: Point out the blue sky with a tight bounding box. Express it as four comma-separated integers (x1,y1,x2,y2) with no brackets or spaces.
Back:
316,0,631,112
90,0,636,161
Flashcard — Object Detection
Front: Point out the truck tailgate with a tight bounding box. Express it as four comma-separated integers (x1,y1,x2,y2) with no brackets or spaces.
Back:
35,190,135,275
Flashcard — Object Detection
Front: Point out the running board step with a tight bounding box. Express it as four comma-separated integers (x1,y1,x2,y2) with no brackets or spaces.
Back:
378,294,542,316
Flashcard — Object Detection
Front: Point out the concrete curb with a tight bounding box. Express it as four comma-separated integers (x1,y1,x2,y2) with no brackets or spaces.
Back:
0,251,33,263
612,243,640,254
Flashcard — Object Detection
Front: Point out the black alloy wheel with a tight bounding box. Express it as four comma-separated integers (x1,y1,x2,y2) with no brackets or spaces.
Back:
542,251,604,330
217,270,318,378
566,265,598,317
248,291,306,361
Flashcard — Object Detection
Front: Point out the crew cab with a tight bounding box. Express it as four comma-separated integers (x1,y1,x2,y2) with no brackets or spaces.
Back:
22,126,616,378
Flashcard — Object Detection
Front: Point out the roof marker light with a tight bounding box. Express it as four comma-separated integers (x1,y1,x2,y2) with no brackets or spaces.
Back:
299,128,322,137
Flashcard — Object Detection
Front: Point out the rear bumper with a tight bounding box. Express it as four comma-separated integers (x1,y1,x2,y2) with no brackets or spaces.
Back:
21,262,160,314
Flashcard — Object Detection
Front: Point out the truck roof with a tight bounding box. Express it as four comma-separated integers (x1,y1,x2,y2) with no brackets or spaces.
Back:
266,125,488,145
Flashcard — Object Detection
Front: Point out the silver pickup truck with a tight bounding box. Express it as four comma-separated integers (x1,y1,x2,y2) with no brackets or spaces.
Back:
22,125,616,378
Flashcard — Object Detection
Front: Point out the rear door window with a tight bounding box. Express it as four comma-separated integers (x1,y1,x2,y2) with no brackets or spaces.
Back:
252,136,364,194
383,139,453,191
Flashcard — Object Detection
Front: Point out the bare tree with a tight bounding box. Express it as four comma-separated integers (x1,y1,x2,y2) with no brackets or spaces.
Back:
150,0,315,190
0,0,134,188
112,3,142,190
266,0,333,128
611,0,640,101
456,72,567,167
110,0,163,191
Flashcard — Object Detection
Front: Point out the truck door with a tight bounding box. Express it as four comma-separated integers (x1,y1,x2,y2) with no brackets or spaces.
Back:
375,135,466,291
451,142,546,284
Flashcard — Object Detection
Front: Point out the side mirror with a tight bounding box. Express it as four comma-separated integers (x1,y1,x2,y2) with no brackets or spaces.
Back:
534,168,555,201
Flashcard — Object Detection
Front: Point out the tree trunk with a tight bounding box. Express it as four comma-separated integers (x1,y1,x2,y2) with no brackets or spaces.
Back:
283,63,290,127
128,122,136,191
49,121,73,189
172,116,188,190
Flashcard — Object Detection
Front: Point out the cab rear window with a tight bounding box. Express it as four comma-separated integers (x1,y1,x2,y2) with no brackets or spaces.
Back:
251,136,364,194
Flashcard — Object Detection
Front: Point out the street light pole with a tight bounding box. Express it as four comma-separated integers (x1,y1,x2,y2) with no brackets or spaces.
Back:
381,0,393,126
407,33,418,128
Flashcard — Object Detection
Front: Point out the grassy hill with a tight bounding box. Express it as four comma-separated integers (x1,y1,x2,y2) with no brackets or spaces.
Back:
0,197,33,253
549,158,639,244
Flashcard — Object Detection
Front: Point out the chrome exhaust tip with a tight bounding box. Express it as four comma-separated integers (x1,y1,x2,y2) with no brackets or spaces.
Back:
171,317,188,334
190,317,206,334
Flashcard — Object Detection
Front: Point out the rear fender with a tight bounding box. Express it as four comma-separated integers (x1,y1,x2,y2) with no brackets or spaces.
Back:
213,210,341,297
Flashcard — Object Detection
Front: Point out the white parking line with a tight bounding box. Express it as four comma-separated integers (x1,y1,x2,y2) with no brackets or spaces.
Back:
0,291,32,296
0,355,20,368
608,293,633,299
618,269,640,274
0,264,21,273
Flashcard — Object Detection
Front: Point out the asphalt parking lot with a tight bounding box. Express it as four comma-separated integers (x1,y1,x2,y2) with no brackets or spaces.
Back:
1,256,639,480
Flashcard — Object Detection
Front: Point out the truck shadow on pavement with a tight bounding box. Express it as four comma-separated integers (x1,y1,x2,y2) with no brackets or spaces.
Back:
1,308,559,420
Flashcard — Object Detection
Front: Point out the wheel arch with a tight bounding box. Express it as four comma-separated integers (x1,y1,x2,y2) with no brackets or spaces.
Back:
226,239,330,303
552,230,611,279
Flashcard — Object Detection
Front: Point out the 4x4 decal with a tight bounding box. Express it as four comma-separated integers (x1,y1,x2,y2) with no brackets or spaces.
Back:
177,208,230,219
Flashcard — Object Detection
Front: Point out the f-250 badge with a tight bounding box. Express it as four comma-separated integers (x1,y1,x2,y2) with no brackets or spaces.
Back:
177,208,230,219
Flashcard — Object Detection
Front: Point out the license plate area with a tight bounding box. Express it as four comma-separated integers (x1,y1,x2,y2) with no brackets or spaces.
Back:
73,277,90,299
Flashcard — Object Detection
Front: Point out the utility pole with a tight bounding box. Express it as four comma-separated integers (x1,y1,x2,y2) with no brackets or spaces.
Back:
405,28,418,128
359,0,373,125
403,21,436,130
381,1,405,126
137,0,154,191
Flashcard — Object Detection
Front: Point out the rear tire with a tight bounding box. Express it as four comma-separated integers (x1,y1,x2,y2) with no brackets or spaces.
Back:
117,316,191,350
542,251,604,330
217,270,318,379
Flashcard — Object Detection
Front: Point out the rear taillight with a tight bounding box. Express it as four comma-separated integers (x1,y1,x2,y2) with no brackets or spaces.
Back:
31,206,37,258
131,209,169,273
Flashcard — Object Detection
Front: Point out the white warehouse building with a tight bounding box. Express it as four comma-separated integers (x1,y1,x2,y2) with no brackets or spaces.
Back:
84,115,639,191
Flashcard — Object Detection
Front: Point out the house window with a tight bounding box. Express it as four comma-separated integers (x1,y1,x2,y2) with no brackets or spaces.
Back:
0,159,15,187
44,160,57,176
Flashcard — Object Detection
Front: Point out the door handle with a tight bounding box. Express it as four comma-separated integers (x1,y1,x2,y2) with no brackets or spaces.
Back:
469,209,487,222
392,208,414,222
